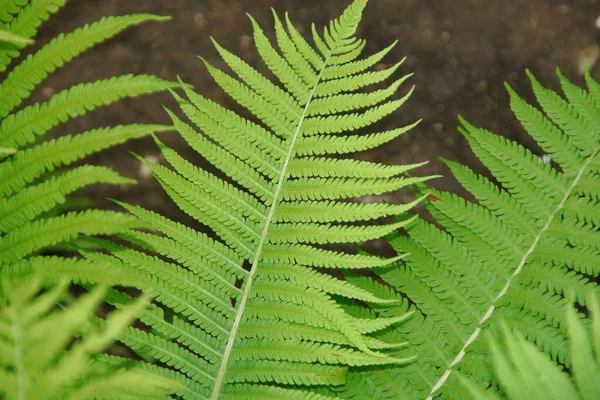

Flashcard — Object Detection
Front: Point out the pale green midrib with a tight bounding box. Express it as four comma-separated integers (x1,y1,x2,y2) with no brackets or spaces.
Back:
425,144,600,399
209,58,330,399
10,308,26,400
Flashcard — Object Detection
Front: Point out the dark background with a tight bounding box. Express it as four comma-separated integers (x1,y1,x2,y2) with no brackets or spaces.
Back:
32,0,600,220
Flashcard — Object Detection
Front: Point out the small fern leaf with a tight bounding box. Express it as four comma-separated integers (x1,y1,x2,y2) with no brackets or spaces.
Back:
211,39,302,120
10,255,143,289
273,198,423,223
307,74,410,116
315,62,402,97
507,84,581,176
0,0,66,71
0,210,140,265
0,74,179,148
0,124,171,197
0,165,133,233
296,122,419,156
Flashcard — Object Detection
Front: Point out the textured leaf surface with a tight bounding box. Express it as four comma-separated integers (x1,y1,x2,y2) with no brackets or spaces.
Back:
84,1,429,398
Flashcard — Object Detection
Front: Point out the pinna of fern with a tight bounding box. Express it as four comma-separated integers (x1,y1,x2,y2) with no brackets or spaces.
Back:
64,0,434,398
0,1,180,291
336,69,600,399
0,273,179,400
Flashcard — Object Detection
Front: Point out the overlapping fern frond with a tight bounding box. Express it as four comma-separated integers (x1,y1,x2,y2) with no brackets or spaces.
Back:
461,294,600,400
0,273,178,400
67,0,433,398
0,1,179,287
337,69,600,399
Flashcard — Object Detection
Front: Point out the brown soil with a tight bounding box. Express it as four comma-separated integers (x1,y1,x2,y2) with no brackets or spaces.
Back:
33,0,600,220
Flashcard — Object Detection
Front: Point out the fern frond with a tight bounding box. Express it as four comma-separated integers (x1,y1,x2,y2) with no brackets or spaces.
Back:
81,0,428,397
0,165,134,233
338,68,600,399
0,124,171,197
296,122,419,156
0,0,65,36
0,273,178,400
0,210,141,265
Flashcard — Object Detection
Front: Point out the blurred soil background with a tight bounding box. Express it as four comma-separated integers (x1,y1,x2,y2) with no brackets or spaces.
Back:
31,0,600,226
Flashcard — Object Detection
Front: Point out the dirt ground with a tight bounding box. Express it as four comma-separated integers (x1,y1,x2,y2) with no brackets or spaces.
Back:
32,0,600,221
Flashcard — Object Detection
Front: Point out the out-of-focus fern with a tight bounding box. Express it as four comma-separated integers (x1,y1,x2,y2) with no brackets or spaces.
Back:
67,0,434,398
337,69,600,399
0,273,178,400
0,1,179,289
460,294,600,400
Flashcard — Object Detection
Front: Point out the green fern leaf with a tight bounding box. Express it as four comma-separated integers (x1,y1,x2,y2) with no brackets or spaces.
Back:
0,273,178,400
337,68,600,399
0,124,171,197
0,210,142,265
0,74,179,148
76,1,430,398
0,165,134,233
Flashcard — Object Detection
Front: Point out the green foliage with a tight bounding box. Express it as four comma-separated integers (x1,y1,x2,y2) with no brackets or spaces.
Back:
337,69,600,398
0,273,178,399
0,1,178,286
460,294,600,400
2,0,597,399
68,0,434,398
